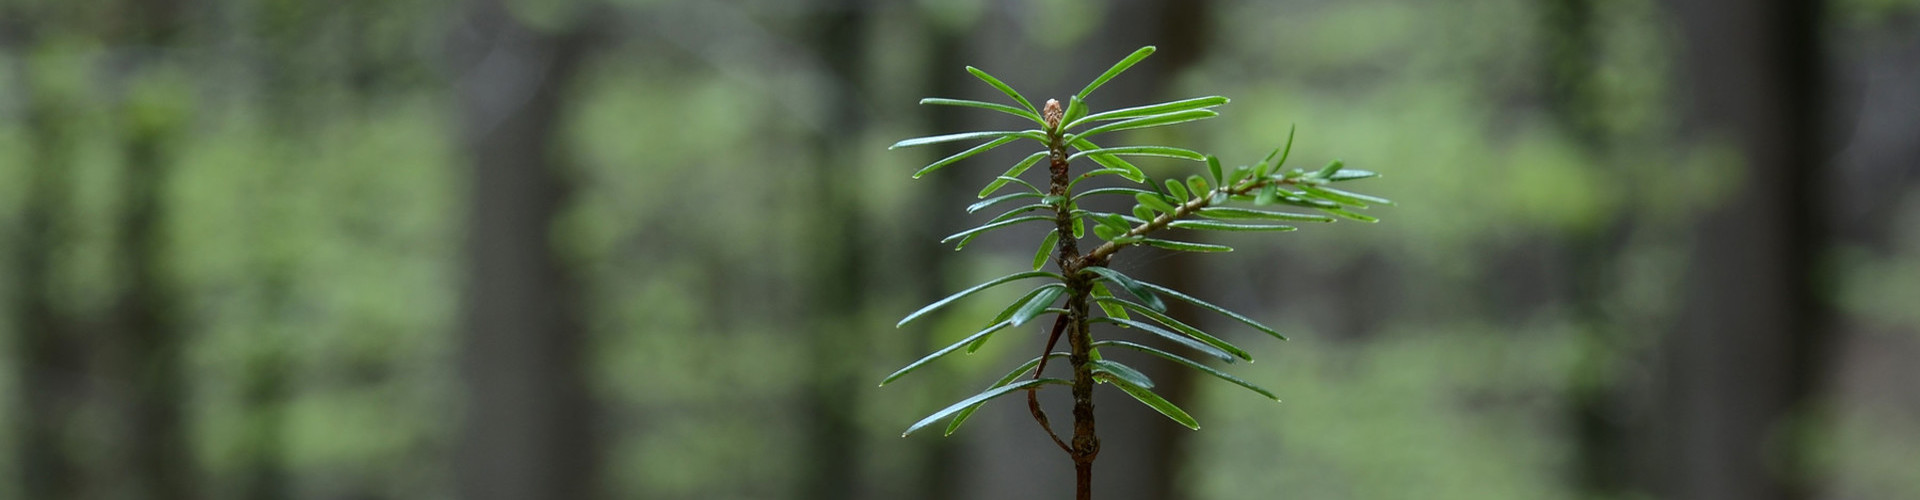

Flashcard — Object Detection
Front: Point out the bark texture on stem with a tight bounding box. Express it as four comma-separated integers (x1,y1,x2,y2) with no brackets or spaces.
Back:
1041,98,1102,500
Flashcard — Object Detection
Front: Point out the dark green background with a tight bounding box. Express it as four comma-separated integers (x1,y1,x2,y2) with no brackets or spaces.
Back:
0,0,1916,499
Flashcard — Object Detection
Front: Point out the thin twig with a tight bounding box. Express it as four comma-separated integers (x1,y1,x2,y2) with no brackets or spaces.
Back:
1025,314,1072,454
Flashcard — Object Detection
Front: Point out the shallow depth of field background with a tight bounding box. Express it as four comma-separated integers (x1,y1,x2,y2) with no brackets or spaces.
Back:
0,0,1917,499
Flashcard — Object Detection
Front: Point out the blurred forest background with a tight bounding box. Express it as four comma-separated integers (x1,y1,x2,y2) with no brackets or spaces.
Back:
0,0,1917,499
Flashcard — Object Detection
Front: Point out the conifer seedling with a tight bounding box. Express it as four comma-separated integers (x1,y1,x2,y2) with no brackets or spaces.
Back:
885,46,1390,499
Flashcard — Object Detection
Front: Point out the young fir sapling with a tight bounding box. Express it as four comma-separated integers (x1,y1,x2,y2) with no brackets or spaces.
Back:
883,46,1390,499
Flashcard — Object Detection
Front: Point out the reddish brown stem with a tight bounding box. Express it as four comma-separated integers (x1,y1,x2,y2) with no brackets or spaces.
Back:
1027,315,1071,454
1038,98,1101,500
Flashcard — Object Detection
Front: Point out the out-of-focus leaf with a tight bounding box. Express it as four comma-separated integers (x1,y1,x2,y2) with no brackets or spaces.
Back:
913,137,1020,178
1136,281,1286,341
1068,201,1086,238
968,192,1042,213
973,204,1048,230
987,284,1066,341
944,353,1070,435
1207,155,1224,187
965,66,1037,113
1132,204,1157,222
1093,224,1122,241
1081,266,1165,312
891,130,1029,150
1069,109,1218,141
1070,138,1146,182
978,152,1049,198
1068,96,1230,129
1096,298,1251,361
1165,179,1189,201
1066,145,1206,162
881,320,1016,386
1327,169,1380,181
1107,376,1198,430
1167,220,1297,232
1143,238,1232,252
1299,184,1362,207
1010,286,1066,326
1259,125,1296,177
1135,192,1178,214
1315,159,1344,178
1064,95,1088,126
1227,165,1254,186
967,282,1059,353
1276,193,1340,209
943,215,1051,248
1091,282,1130,322
1095,340,1277,400
1187,175,1210,198
1032,229,1059,270
1068,169,1138,190
1319,207,1380,222
903,378,1068,437
920,97,1045,125
1195,207,1336,222
1306,185,1394,206
1091,316,1234,362
1072,187,1158,202
1091,359,1154,389
897,270,1061,327
1254,182,1278,205
996,175,1044,194
1076,46,1156,100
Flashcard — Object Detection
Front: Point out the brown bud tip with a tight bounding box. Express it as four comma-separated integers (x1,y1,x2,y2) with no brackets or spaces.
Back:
1043,99,1063,129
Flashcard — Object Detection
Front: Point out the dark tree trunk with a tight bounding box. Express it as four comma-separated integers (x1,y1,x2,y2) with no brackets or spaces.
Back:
112,102,195,500
241,341,291,500
10,29,85,499
451,1,603,499
800,1,872,499
1539,0,1642,497
1661,0,1833,499
907,19,975,500
103,1,196,496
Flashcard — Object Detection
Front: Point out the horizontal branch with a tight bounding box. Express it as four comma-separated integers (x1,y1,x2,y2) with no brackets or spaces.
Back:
1079,175,1300,265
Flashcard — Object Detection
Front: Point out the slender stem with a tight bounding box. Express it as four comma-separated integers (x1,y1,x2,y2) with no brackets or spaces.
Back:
1028,316,1071,454
1031,99,1102,500
1064,285,1097,500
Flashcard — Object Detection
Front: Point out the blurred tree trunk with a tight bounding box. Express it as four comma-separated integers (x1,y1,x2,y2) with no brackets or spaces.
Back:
800,1,872,499
1539,0,1643,498
8,28,85,500
104,0,196,496
906,19,973,500
1086,1,1211,499
112,92,194,500
1661,0,1832,499
240,335,291,500
451,1,603,499
244,3,340,496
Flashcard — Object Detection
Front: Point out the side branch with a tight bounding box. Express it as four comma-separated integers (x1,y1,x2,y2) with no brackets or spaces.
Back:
1027,315,1072,454
1079,176,1299,264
